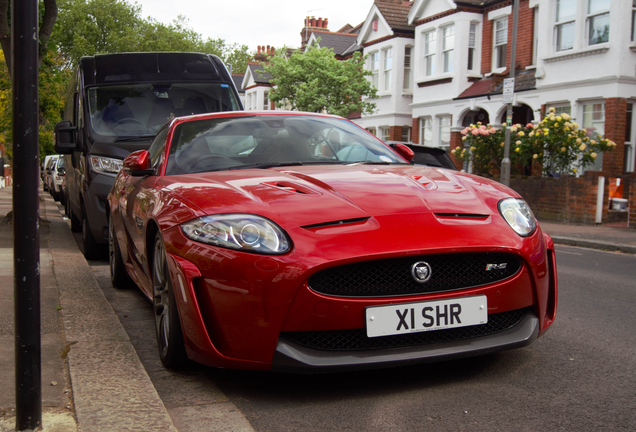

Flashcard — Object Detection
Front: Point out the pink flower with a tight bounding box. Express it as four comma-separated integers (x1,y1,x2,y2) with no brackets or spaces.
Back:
471,129,479,135
526,123,533,128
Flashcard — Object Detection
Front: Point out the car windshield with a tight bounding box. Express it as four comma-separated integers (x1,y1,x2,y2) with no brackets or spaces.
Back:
86,83,241,142
164,114,407,175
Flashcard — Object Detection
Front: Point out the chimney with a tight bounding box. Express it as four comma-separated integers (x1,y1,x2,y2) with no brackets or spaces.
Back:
310,17,316,27
323,18,329,29
317,17,323,28
270,47,275,55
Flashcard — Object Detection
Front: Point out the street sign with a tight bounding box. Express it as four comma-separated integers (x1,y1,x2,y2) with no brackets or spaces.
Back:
503,78,515,103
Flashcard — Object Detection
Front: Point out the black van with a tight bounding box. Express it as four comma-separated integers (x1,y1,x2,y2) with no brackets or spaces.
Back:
55,52,243,259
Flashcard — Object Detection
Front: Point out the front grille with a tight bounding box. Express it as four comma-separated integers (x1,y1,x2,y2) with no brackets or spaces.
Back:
281,308,527,351
308,252,521,297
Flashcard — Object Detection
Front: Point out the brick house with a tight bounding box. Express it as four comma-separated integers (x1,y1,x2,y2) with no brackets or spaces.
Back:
399,0,636,179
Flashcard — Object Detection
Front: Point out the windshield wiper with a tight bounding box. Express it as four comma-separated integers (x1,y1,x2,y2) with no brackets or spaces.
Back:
114,135,155,142
350,161,398,165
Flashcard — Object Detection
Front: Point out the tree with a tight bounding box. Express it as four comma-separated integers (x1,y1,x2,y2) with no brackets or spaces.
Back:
54,0,252,74
261,44,377,117
0,0,58,75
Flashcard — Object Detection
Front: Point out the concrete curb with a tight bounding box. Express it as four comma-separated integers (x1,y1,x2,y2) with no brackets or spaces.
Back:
550,235,636,255
43,197,178,431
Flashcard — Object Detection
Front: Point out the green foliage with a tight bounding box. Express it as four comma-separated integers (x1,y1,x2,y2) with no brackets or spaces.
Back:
261,44,377,117
452,108,617,177
53,0,252,74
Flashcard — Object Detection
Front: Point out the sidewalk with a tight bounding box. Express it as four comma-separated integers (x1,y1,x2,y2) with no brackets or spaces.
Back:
0,185,177,432
0,183,634,431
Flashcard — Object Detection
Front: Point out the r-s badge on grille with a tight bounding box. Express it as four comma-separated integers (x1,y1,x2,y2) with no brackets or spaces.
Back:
486,263,508,271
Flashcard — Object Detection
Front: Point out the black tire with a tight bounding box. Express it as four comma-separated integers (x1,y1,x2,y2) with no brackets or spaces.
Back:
81,209,104,260
68,199,81,232
109,216,134,289
152,232,188,369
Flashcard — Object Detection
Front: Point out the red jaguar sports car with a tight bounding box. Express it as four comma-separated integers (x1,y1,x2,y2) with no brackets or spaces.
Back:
107,111,557,372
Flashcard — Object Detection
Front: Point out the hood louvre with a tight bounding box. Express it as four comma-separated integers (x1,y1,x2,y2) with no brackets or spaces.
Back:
301,217,370,230
434,213,489,219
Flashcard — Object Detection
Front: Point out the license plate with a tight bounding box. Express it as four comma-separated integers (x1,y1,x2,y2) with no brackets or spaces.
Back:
365,295,488,338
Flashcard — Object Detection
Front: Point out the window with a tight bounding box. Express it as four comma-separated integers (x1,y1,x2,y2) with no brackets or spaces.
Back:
424,31,436,76
366,127,377,136
468,23,477,70
420,118,432,147
246,93,252,110
401,126,411,142
555,0,576,51
632,1,636,42
532,8,539,64
551,105,571,115
370,52,379,89
583,102,605,170
587,0,609,45
442,25,454,73
439,116,451,148
404,47,412,90
626,103,634,172
583,103,605,139
380,127,390,142
263,91,269,110
493,18,508,69
383,48,392,91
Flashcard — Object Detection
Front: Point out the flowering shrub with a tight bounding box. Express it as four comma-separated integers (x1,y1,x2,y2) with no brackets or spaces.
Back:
452,108,617,176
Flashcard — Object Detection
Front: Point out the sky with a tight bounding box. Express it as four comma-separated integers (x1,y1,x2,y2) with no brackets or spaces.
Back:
133,0,373,51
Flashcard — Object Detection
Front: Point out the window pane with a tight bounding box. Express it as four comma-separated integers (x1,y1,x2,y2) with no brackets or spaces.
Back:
443,26,454,51
496,44,507,68
583,103,605,139
588,0,610,15
556,0,576,22
468,48,474,70
588,13,609,45
469,23,476,47
439,117,451,148
625,104,632,143
556,22,575,51
444,51,453,73
495,19,508,45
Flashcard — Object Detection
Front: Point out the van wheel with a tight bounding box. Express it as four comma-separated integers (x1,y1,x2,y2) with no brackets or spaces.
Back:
109,216,133,289
82,210,103,260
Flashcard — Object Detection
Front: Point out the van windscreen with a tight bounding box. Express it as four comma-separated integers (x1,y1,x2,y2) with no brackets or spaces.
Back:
87,83,241,141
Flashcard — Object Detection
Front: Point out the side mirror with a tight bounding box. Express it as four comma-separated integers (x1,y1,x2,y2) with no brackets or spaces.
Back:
393,143,415,162
54,121,78,154
123,150,153,176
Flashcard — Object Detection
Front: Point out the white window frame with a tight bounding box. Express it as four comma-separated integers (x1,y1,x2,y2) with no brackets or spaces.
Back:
493,18,508,71
582,101,606,171
424,30,436,77
366,127,377,137
532,7,539,65
555,0,576,52
380,126,391,142
442,25,455,73
586,0,609,46
263,91,269,110
468,23,477,71
420,117,433,147
403,46,412,90
382,47,392,92
632,1,636,42
370,52,379,89
401,126,411,143
625,102,634,172
438,116,451,149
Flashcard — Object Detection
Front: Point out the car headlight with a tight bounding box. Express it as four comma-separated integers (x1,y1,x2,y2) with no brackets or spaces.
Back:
90,156,123,174
181,214,291,254
498,198,537,237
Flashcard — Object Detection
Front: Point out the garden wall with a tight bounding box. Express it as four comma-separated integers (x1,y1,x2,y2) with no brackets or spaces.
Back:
508,171,633,226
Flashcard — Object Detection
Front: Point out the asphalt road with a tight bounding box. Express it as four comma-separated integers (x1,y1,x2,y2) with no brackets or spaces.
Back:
76,218,636,432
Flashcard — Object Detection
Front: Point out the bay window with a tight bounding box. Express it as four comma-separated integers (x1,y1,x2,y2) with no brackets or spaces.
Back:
555,0,576,51
442,25,455,73
383,48,392,91
424,31,436,76
587,0,609,45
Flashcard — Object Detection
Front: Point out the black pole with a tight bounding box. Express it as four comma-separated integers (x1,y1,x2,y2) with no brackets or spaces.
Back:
12,0,42,430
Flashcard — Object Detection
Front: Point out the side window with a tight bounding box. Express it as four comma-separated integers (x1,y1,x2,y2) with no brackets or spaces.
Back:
148,128,169,169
